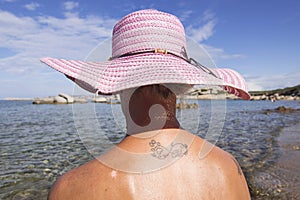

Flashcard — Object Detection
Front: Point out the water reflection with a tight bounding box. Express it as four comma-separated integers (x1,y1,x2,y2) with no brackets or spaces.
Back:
0,100,299,199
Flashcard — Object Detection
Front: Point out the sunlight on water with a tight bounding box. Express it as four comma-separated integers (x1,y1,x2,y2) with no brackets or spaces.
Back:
0,100,299,199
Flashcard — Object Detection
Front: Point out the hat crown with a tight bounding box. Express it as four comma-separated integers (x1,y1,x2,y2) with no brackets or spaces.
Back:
112,9,187,58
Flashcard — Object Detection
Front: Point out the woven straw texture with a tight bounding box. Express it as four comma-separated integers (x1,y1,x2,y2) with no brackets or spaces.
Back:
40,9,250,100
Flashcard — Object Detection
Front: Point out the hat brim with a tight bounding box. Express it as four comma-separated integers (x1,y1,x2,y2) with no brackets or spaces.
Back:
40,53,250,100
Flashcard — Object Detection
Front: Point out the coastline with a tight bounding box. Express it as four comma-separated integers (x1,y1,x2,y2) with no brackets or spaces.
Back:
2,94,300,103
253,122,300,199
275,122,300,198
2,84,299,102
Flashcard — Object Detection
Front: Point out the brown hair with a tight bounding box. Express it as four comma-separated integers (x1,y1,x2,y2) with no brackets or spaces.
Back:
136,84,174,99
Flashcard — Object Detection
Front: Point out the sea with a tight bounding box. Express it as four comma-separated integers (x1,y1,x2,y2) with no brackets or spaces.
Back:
0,99,299,199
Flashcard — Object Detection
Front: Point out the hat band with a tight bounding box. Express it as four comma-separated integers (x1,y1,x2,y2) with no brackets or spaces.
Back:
109,49,220,79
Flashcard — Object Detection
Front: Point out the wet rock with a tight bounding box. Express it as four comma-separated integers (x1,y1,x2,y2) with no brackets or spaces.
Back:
250,172,284,198
275,106,294,113
292,146,300,150
74,98,87,103
276,189,282,193
27,164,35,169
42,160,49,164
92,96,121,104
107,100,120,104
250,96,261,101
176,102,198,109
54,96,67,103
263,106,300,114
260,95,268,100
93,97,107,103
32,97,55,104
58,93,74,103
33,94,86,104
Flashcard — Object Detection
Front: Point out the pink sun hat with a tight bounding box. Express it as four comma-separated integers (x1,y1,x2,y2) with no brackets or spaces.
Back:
40,9,250,100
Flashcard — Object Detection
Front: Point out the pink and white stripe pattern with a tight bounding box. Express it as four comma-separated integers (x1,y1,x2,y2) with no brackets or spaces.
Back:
112,9,186,59
40,9,250,100
215,69,249,99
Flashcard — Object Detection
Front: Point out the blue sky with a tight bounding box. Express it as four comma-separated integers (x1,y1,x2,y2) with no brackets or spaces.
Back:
0,0,299,98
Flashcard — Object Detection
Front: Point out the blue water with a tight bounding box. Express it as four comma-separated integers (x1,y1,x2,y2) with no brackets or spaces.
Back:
0,100,299,199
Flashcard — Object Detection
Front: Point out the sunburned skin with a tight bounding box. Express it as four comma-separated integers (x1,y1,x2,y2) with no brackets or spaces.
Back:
231,158,242,176
47,129,250,200
47,85,250,200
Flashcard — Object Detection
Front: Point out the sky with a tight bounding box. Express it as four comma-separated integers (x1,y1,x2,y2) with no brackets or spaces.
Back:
0,0,299,98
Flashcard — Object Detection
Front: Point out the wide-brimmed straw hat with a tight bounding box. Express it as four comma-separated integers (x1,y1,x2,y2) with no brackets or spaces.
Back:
40,9,250,100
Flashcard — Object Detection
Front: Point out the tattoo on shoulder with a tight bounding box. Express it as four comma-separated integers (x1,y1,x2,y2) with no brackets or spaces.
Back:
149,140,188,160
231,158,242,176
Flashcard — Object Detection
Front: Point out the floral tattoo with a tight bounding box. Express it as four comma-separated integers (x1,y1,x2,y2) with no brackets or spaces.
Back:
149,140,188,159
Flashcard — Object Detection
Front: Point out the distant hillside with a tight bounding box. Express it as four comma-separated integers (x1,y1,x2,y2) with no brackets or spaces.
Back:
250,84,300,96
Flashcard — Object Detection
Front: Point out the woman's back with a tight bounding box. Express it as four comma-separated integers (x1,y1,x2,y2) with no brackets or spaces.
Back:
48,129,250,200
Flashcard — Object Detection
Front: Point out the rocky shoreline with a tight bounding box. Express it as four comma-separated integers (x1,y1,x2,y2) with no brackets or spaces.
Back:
31,93,123,105
32,93,87,104
30,92,300,104
4,93,299,104
249,93,300,101
249,84,300,101
31,94,200,109
4,84,300,103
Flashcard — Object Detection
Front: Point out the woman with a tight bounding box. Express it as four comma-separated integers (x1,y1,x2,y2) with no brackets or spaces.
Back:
42,9,250,200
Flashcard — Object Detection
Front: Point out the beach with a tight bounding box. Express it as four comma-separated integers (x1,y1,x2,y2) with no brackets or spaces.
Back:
273,123,300,198
248,121,300,199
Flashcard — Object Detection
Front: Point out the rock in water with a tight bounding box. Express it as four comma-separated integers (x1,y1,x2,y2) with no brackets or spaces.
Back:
93,97,107,103
54,96,67,103
58,93,74,103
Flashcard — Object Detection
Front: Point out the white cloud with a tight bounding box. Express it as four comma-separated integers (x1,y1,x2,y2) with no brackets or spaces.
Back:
202,10,215,22
186,10,216,43
246,71,300,91
179,10,193,22
202,44,245,60
24,2,40,11
63,1,79,11
0,9,240,75
0,10,116,74
185,11,243,64
186,20,216,43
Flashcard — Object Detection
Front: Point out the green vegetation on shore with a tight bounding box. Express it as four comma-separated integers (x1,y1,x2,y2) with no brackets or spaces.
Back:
250,84,300,96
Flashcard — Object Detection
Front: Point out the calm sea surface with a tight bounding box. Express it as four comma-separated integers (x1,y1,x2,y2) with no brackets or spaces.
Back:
1,100,299,199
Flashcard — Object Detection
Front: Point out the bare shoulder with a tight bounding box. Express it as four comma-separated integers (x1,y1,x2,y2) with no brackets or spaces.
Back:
47,169,73,200
221,153,251,199
194,138,251,200
48,159,109,200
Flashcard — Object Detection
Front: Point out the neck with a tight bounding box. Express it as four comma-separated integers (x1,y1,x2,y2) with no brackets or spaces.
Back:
120,85,181,136
126,99,180,136
126,113,180,136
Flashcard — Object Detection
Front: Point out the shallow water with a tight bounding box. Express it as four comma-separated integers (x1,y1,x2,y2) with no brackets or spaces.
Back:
0,100,299,199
